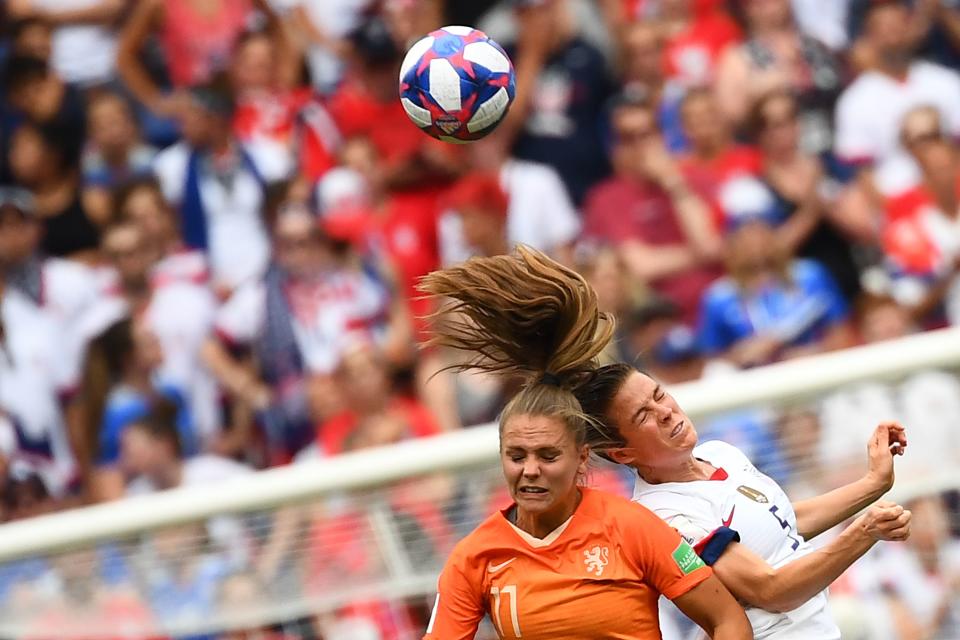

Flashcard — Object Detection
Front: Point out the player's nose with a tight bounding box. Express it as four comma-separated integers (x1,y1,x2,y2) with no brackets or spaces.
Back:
522,459,541,478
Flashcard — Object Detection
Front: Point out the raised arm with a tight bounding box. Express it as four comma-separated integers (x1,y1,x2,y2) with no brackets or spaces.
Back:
713,500,911,613
116,0,175,117
793,422,907,539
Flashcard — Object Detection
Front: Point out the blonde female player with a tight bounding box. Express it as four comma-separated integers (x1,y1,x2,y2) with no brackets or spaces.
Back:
419,254,752,639
426,246,913,640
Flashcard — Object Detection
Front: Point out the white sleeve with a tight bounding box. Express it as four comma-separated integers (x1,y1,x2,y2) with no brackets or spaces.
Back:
214,282,266,345
833,87,876,163
152,143,190,206
639,491,720,546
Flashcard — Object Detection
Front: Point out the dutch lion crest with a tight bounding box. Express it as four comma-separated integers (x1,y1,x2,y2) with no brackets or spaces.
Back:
583,545,609,577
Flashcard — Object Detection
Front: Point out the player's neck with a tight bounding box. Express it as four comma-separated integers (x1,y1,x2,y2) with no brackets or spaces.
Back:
514,488,582,539
637,457,714,485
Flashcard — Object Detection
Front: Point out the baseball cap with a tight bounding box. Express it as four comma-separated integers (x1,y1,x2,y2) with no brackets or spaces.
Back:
348,16,400,66
444,172,509,218
0,187,36,217
719,176,783,232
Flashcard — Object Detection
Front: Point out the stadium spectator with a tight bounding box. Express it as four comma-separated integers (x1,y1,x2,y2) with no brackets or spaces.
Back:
871,138,960,326
497,0,616,206
0,272,80,498
327,15,463,195
317,342,441,456
8,120,98,260
289,0,373,94
0,186,100,372
834,0,960,168
2,54,86,133
6,0,125,89
116,0,291,121
151,78,290,293
716,0,842,157
654,0,742,88
749,89,862,300
583,92,722,325
112,177,211,288
698,177,853,367
81,318,195,501
676,87,762,219
203,202,411,463
88,218,220,444
438,164,580,266
618,20,689,152
81,91,156,225
5,17,53,63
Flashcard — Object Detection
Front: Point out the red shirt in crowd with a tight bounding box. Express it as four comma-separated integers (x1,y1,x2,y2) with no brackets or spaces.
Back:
583,176,722,325
679,145,763,226
161,0,251,88
663,12,741,85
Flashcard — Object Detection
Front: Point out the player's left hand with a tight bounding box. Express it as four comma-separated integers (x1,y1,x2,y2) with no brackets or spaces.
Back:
866,421,908,493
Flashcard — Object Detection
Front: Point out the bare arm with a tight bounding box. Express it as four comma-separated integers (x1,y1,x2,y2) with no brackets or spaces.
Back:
667,181,723,261
642,141,722,261
18,0,126,25
794,422,907,539
714,502,910,613
672,574,752,639
116,0,168,113
200,337,271,410
251,0,301,90
619,239,699,282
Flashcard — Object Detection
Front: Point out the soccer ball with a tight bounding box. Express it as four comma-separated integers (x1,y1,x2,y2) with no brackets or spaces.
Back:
399,26,516,143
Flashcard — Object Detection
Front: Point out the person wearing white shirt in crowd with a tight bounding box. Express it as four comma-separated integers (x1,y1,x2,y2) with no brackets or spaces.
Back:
152,79,292,294
82,220,221,451
0,187,101,385
437,158,581,267
203,202,411,463
0,273,78,498
288,0,374,93
834,0,960,168
7,0,124,88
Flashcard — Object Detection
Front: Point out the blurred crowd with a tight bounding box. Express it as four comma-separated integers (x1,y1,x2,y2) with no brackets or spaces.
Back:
3,0,960,638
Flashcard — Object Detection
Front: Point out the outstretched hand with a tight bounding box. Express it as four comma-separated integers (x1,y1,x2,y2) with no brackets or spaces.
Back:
866,421,908,493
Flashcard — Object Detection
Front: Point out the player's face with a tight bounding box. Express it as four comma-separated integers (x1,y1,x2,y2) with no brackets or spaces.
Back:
500,414,588,517
606,371,698,469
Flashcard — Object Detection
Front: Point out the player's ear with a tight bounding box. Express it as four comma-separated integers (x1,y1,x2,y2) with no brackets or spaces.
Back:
607,447,636,466
577,444,590,475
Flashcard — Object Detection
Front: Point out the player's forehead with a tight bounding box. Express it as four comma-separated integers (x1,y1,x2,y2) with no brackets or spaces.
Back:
612,372,660,413
500,414,573,450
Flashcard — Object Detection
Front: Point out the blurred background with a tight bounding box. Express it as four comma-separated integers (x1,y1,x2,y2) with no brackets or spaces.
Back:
3,0,960,637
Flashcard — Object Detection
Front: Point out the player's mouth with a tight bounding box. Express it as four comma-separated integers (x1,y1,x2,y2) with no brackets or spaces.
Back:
669,421,685,439
518,486,549,496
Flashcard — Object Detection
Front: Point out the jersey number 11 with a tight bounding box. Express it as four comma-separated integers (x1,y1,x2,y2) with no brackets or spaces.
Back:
490,585,522,637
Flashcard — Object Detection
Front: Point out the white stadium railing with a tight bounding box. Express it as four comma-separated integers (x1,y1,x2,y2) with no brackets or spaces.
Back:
1,326,960,638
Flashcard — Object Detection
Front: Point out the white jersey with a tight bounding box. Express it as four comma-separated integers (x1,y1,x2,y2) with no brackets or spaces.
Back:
632,440,841,639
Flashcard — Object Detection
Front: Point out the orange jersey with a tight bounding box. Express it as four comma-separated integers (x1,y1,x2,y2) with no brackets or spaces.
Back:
424,487,711,640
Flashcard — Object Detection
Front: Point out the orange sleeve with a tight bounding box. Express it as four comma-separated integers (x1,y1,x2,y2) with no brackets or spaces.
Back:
622,503,713,601
423,553,485,640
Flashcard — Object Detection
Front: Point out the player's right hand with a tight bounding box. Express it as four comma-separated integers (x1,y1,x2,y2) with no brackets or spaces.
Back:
858,500,912,542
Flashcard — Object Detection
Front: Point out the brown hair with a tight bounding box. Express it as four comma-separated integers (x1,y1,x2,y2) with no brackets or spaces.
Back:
419,246,616,448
